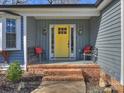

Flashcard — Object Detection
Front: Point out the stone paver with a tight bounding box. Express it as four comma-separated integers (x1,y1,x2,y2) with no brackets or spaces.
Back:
31,81,86,93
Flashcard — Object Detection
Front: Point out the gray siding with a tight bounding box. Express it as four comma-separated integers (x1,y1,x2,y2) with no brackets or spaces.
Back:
90,0,121,81
27,19,90,62
27,17,37,47
27,17,38,63
36,19,90,60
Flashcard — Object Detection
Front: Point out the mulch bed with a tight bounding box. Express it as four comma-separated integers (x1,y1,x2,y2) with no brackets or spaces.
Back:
85,77,102,93
0,74,42,93
85,78,118,93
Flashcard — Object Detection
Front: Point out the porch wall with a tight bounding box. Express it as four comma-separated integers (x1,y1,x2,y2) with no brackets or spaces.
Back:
27,17,38,64
37,19,90,60
27,18,90,63
90,0,121,81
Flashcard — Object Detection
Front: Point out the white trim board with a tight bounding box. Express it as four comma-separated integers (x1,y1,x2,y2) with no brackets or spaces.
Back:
19,11,100,17
97,0,112,11
23,16,27,71
7,8,100,17
0,64,25,70
34,16,91,20
121,0,124,85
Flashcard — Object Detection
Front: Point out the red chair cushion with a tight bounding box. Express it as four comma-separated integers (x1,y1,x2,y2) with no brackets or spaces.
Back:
83,45,92,54
35,48,43,55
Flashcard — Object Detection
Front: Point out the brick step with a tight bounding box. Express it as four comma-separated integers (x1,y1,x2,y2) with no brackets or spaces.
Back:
43,69,83,76
28,69,83,75
27,68,44,75
27,64,99,74
28,64,98,70
42,75,84,81
27,64,100,82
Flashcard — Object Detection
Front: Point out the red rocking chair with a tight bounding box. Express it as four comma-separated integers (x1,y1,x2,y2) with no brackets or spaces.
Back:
83,45,92,60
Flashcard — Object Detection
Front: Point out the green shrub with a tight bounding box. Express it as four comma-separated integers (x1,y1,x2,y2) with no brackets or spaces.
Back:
7,61,23,82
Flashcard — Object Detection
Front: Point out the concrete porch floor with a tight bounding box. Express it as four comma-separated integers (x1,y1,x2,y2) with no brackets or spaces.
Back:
29,60,94,65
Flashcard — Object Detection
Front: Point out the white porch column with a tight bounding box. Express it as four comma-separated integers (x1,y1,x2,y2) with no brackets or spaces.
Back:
23,16,27,70
121,0,124,85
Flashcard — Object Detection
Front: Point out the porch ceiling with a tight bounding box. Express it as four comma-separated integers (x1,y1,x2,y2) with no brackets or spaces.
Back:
10,8,100,17
0,0,112,17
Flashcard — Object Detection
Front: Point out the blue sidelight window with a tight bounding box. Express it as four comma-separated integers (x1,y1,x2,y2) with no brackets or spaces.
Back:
6,19,16,48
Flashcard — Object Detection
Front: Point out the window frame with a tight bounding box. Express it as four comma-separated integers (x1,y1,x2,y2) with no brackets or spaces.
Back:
3,15,21,51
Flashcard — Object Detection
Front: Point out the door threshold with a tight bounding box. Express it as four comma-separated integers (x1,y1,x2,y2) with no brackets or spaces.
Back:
50,57,75,61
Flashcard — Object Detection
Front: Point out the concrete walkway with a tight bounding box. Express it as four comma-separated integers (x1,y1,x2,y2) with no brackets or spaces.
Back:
31,81,86,93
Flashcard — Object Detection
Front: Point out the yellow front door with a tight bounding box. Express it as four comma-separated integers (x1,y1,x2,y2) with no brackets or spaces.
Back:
54,25,70,57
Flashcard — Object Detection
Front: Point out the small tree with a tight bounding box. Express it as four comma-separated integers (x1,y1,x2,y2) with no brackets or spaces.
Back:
7,61,23,82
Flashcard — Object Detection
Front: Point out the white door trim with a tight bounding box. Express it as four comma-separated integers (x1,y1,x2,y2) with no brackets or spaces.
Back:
49,24,76,60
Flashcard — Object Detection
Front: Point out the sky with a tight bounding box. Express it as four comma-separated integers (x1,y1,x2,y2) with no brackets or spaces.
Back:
27,0,97,4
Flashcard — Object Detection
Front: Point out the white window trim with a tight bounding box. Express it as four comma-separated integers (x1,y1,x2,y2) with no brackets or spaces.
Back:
0,17,4,51
2,15,21,51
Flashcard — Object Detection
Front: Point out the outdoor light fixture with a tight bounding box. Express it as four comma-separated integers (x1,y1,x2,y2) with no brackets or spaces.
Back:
42,27,47,35
78,29,83,35
78,25,84,35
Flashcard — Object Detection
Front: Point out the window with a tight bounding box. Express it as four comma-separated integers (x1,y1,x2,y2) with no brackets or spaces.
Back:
0,14,21,51
58,27,67,34
71,27,74,53
6,19,16,48
51,27,54,53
